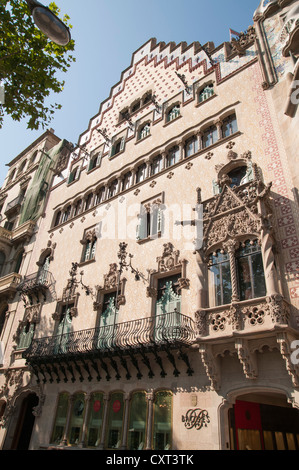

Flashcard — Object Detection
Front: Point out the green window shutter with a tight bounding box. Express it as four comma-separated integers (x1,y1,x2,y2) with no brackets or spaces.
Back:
120,136,125,152
18,323,35,350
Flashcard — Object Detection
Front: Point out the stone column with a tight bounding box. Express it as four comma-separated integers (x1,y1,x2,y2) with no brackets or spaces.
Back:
61,395,74,446
145,391,154,450
98,394,110,449
120,394,130,450
223,239,239,303
79,393,91,448
195,248,208,310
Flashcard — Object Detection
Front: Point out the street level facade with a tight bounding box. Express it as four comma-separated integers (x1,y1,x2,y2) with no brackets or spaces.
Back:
0,0,299,451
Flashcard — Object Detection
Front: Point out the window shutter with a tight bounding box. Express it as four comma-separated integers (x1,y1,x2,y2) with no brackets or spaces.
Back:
120,136,125,152
136,211,147,240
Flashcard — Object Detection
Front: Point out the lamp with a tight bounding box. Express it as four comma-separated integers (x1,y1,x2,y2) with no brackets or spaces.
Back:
25,0,71,46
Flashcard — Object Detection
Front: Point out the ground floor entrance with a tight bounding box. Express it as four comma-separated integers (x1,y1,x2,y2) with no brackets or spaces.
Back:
229,399,299,450
9,393,39,450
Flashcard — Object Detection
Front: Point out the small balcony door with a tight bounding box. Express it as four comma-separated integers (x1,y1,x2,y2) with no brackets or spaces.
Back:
155,275,181,342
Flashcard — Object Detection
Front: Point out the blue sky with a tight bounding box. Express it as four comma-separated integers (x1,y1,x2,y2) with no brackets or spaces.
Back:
0,0,259,186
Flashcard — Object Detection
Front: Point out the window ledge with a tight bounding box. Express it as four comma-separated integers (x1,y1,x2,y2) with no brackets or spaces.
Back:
195,93,217,108
78,258,96,267
163,114,182,127
136,232,161,244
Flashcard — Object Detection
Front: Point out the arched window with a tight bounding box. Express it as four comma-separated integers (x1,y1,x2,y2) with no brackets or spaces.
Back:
185,136,198,158
153,391,173,450
51,393,70,444
106,392,125,449
17,321,35,350
73,199,82,217
122,172,132,191
94,188,105,205
166,146,180,167
86,392,104,447
83,239,96,262
61,205,71,223
85,193,93,211
202,125,218,148
138,123,150,140
208,250,232,307
127,391,147,450
227,166,248,187
236,240,266,301
198,84,214,103
108,180,118,198
222,114,238,138
136,163,147,183
15,251,23,273
150,155,162,176
167,105,180,122
54,211,61,227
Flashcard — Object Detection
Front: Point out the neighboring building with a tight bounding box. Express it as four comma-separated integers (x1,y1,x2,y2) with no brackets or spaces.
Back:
0,0,299,451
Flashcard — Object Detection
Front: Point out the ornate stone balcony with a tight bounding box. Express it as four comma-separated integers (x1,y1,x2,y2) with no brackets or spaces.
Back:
195,295,292,341
11,220,36,244
0,272,22,299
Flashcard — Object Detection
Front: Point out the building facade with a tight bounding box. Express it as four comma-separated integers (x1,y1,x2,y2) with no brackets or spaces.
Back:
0,0,299,451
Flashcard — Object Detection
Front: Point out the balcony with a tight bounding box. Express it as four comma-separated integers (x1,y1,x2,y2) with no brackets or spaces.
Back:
195,295,292,341
11,220,36,244
4,195,24,217
17,270,55,304
23,311,196,382
0,272,22,298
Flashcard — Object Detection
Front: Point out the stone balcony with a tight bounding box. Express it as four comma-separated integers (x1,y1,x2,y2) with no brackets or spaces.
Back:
0,272,22,299
195,295,293,342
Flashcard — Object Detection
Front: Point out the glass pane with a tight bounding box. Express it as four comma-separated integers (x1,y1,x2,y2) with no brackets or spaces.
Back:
238,256,252,300
106,392,124,449
275,431,286,450
153,391,172,450
127,392,147,450
86,393,104,447
51,393,69,444
237,429,262,450
286,433,296,450
69,393,85,445
222,260,232,305
251,252,266,298
209,264,221,306
263,430,274,450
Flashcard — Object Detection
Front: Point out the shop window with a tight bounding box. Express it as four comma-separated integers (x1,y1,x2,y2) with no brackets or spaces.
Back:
106,392,125,449
236,240,266,301
222,114,238,138
86,392,104,447
198,84,214,103
208,250,232,307
50,393,70,445
127,392,147,450
185,136,198,158
202,125,218,148
152,391,172,450
69,393,85,446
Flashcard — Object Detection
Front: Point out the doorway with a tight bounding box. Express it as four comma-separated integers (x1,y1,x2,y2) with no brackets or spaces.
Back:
10,393,39,450
229,398,299,450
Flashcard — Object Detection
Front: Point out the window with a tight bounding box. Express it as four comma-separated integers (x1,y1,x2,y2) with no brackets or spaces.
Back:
0,306,8,338
209,250,232,307
82,238,96,263
185,136,198,158
236,240,266,301
108,180,118,198
0,252,6,277
156,274,181,315
17,321,35,350
137,202,163,241
85,193,93,211
131,100,141,113
61,205,71,223
51,393,70,444
166,104,180,122
88,151,102,171
86,393,104,447
143,92,152,105
136,163,147,183
138,123,150,140
69,393,86,446
202,125,218,148
151,155,162,176
54,211,61,227
122,172,132,191
153,391,172,450
68,166,80,184
73,199,82,217
17,160,27,175
127,392,147,450
222,114,238,138
110,137,125,158
166,146,180,167
95,188,105,205
198,84,214,103
106,392,125,449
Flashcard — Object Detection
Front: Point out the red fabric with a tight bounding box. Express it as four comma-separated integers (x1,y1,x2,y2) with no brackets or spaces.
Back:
234,400,262,430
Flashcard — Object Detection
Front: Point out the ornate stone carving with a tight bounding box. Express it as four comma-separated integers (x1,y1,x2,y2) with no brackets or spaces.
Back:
103,263,119,290
199,344,220,391
231,26,257,56
277,332,299,388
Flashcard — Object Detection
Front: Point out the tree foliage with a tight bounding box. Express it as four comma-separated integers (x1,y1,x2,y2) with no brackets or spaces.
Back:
0,0,75,130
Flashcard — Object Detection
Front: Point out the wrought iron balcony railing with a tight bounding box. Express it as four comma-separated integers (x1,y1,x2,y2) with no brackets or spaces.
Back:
5,194,24,215
17,270,55,304
24,311,195,362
